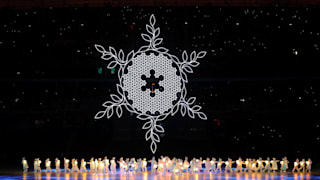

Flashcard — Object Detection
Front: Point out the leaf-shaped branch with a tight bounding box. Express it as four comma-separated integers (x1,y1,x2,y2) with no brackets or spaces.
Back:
150,141,157,154
116,106,123,118
94,44,106,53
178,51,207,79
94,93,125,120
142,14,164,50
141,33,151,42
95,110,106,119
150,14,156,26
94,44,128,67
180,98,207,120
142,116,164,154
155,125,164,133
142,120,152,129
137,114,152,120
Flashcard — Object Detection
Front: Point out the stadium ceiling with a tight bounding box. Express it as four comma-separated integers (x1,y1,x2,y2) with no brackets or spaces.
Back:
0,0,319,9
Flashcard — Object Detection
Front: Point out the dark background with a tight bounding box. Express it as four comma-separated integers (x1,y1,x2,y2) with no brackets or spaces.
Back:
0,0,320,169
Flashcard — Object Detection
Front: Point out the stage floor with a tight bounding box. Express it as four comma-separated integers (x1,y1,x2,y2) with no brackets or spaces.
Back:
0,171,320,180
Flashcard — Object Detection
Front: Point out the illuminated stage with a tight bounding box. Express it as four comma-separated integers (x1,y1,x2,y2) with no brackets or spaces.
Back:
1,172,320,180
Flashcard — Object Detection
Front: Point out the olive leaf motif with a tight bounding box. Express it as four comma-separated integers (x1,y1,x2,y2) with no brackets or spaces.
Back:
94,14,207,154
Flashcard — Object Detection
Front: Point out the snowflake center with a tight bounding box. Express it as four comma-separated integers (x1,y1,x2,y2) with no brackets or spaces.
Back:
141,69,164,97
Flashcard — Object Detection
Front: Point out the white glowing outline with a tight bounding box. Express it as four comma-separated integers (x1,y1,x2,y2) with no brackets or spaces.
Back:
94,14,207,154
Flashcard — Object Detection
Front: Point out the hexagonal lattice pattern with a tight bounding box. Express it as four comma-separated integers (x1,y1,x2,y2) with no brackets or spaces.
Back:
123,53,182,115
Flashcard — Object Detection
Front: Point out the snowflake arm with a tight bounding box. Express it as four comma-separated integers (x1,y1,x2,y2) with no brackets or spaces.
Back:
139,14,168,53
179,97,207,120
142,116,165,154
94,45,129,67
178,50,207,83
94,84,125,119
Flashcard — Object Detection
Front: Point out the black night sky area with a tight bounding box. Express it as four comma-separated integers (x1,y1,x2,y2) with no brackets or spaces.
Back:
0,3,320,170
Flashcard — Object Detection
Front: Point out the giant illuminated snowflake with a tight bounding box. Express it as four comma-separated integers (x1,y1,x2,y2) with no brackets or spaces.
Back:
94,14,207,153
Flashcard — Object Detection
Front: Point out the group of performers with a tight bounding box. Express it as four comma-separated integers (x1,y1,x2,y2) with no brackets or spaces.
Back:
22,156,312,174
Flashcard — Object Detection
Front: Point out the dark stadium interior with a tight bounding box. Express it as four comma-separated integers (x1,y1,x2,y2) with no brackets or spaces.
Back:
0,0,320,170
